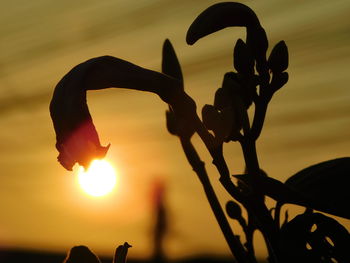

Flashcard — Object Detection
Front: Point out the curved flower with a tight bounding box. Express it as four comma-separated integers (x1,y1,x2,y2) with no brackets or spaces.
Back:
50,56,186,170
186,2,261,45
50,58,110,171
186,2,269,82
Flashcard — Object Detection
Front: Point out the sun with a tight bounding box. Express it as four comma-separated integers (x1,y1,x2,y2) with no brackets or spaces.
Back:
77,159,118,197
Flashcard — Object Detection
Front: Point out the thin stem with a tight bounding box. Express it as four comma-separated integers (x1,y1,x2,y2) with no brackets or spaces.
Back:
240,139,281,263
244,218,256,259
192,116,247,202
179,137,252,263
274,202,282,229
240,140,260,174
249,95,271,141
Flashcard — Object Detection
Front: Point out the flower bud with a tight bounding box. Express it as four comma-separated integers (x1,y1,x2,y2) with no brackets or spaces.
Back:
270,72,289,92
202,104,221,131
233,39,254,75
268,40,289,73
226,200,242,220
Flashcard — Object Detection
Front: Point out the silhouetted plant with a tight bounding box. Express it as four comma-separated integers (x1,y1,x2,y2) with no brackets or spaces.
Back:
50,2,350,263
63,243,131,263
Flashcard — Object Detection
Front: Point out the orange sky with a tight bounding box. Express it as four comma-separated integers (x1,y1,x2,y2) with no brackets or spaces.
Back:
0,0,349,260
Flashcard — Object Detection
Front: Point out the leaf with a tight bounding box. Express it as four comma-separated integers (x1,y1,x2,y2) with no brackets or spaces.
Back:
162,39,183,85
113,242,132,263
280,212,350,262
233,174,307,205
63,246,101,263
186,2,261,45
235,158,350,219
162,40,194,138
284,157,350,219
268,40,289,73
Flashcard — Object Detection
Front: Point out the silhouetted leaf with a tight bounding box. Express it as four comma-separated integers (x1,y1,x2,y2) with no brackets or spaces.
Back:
186,2,261,45
280,212,350,263
233,173,306,205
113,242,132,263
162,40,194,138
162,39,183,85
63,246,101,263
235,158,350,219
284,157,350,219
234,39,254,75
268,41,289,73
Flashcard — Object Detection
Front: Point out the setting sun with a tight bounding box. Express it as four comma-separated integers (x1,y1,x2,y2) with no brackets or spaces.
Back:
77,159,118,197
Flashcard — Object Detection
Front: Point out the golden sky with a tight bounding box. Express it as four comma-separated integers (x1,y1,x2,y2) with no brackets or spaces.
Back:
0,0,349,260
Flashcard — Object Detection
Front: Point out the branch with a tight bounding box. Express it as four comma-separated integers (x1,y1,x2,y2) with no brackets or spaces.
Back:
179,137,252,263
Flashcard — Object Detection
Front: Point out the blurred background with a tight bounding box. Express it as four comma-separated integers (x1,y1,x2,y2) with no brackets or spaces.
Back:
0,0,349,262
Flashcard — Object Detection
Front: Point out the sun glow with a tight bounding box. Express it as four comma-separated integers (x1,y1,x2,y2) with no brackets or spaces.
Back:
78,159,118,197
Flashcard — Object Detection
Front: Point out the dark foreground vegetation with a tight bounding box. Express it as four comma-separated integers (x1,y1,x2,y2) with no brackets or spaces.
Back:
0,249,269,263
49,2,350,263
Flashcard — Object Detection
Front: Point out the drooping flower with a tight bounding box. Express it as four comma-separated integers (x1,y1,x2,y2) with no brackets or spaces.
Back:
50,56,184,171
50,58,110,171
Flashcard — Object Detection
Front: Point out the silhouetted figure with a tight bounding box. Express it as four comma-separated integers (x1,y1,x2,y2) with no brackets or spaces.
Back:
151,179,167,263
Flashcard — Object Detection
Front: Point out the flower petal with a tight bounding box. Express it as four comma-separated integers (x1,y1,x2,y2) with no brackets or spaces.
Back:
50,56,184,170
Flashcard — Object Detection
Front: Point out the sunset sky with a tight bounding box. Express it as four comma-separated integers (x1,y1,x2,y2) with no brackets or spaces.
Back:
0,0,349,260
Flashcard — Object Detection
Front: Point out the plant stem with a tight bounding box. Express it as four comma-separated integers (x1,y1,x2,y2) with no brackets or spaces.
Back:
192,116,239,192
179,137,252,263
250,95,271,140
240,139,281,263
